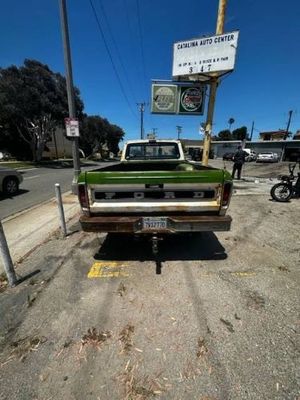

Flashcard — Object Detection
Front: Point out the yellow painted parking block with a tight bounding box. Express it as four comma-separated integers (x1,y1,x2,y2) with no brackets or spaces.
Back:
88,261,129,278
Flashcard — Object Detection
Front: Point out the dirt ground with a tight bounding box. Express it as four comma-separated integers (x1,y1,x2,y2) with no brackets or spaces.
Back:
210,159,295,179
0,182,299,400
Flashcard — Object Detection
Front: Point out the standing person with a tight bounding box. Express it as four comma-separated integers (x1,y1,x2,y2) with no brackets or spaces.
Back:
232,146,247,180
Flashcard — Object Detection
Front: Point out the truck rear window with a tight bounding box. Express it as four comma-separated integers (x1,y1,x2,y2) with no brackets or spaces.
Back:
125,142,180,160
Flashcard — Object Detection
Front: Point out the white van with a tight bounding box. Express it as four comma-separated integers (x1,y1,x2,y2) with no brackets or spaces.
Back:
243,148,257,162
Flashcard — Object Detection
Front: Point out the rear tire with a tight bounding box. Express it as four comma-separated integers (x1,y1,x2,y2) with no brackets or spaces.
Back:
270,183,292,202
3,177,19,195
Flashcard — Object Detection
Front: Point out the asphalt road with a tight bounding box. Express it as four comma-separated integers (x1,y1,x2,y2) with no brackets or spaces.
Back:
0,162,106,220
0,189,299,399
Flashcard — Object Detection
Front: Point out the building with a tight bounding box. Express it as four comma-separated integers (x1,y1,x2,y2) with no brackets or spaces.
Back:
181,139,204,155
259,130,287,141
43,128,73,159
293,130,300,140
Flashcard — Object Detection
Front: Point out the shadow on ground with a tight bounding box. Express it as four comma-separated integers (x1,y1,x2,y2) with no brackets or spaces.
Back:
95,232,227,262
0,189,30,200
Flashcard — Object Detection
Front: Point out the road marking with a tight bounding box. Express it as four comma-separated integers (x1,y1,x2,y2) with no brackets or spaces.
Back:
88,261,129,278
230,271,256,277
24,175,41,180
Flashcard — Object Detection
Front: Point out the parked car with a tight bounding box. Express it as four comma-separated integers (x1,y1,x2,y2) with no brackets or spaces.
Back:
223,152,235,161
256,152,279,163
243,149,257,162
0,151,13,161
0,167,23,195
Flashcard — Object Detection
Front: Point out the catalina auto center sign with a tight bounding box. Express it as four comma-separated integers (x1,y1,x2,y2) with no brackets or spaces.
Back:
172,31,239,79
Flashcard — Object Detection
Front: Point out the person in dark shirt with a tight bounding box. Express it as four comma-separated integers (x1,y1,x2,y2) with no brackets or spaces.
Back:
232,146,247,180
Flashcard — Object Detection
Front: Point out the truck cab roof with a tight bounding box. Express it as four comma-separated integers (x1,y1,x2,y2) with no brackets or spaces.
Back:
121,139,185,162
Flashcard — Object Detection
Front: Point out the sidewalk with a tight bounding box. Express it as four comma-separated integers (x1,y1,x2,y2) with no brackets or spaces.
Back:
1,192,80,274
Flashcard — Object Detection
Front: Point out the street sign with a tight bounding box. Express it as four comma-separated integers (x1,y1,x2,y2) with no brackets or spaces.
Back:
151,84,178,114
172,31,239,79
178,86,205,115
65,117,80,137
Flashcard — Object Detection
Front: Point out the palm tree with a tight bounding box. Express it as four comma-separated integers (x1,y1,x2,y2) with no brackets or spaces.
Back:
228,118,235,131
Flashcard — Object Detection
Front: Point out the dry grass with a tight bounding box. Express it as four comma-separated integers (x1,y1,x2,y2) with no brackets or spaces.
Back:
117,362,166,400
196,337,208,358
1,335,47,365
278,265,290,272
117,282,127,297
0,274,8,293
80,328,112,351
119,324,135,354
220,318,235,333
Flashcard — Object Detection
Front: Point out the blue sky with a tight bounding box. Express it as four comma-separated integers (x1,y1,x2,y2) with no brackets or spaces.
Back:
1,0,300,142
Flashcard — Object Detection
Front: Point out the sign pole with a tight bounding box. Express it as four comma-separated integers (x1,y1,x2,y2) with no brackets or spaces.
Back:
202,0,227,166
137,102,146,139
59,0,81,193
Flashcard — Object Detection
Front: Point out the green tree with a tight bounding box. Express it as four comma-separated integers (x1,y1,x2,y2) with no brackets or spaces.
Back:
232,126,248,140
80,115,124,157
0,59,84,161
217,129,232,141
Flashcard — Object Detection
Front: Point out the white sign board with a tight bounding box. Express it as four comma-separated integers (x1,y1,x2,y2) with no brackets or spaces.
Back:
173,31,239,78
65,118,80,137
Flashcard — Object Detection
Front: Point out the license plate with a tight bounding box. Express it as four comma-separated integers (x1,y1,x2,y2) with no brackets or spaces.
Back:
142,217,167,230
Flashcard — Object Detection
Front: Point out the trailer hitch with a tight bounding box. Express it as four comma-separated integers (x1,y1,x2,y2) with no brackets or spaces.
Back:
150,235,163,274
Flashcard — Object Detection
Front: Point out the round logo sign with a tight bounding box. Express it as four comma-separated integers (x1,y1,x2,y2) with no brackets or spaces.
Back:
180,87,203,112
153,86,176,112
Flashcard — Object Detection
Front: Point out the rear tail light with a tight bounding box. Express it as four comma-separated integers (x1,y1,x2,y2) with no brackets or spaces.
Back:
222,182,232,206
78,184,89,208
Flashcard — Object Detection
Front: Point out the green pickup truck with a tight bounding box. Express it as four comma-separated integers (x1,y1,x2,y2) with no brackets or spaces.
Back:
77,139,233,246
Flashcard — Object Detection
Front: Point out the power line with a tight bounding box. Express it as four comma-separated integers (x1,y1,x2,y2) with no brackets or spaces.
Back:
97,0,138,104
88,0,138,119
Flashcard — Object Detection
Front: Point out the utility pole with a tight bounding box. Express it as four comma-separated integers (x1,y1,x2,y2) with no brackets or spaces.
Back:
250,121,254,141
176,125,182,140
152,128,158,136
137,102,146,139
285,110,293,139
202,0,227,166
59,0,81,193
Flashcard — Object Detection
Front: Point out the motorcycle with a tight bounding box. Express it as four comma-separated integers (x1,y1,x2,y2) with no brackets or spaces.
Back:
270,162,300,202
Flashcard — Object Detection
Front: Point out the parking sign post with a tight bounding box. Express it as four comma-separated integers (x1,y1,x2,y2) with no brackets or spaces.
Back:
59,0,81,193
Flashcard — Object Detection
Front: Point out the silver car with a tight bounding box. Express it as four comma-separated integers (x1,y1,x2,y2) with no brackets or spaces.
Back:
0,167,23,195
256,152,279,163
